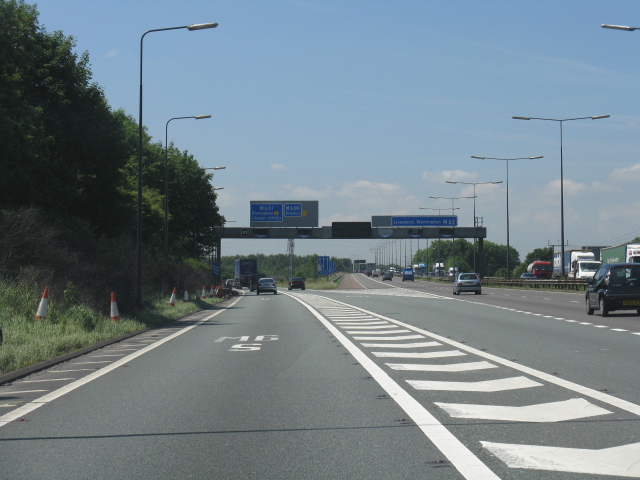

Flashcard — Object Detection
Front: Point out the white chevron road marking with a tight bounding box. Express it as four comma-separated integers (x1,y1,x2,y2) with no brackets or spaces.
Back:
408,376,542,392
436,398,612,422
387,361,497,372
482,441,640,477
354,334,425,341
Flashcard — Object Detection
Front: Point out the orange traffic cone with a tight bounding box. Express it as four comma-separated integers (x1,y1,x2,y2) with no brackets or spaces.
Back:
35,286,49,321
209,285,214,298
110,292,120,322
183,287,190,302
168,287,177,306
201,285,206,300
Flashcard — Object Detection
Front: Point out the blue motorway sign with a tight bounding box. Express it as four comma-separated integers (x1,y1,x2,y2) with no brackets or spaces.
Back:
390,216,457,227
250,203,283,223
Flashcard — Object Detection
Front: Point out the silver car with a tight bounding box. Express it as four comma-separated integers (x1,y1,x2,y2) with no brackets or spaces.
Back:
256,277,277,295
453,273,481,295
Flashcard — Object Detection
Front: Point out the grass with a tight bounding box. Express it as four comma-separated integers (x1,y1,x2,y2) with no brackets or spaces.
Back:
0,281,224,375
277,275,341,291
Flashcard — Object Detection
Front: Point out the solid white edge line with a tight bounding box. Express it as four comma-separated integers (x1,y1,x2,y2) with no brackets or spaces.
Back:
288,294,500,480
0,296,242,428
312,295,640,417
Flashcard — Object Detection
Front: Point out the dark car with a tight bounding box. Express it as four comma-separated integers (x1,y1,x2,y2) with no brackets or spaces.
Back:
382,272,393,281
256,277,277,295
520,272,536,280
586,263,640,317
288,277,306,290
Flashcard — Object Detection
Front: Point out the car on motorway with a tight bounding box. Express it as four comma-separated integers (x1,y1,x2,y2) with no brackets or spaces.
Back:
401,267,414,281
586,263,640,317
520,272,536,280
382,271,393,281
256,277,278,295
288,277,305,290
453,272,482,295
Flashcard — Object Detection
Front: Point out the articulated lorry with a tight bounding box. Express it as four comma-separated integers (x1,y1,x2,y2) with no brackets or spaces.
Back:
600,243,640,265
234,258,258,288
553,250,601,279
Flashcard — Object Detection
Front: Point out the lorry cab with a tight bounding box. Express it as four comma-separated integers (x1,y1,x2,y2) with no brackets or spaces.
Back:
401,267,414,281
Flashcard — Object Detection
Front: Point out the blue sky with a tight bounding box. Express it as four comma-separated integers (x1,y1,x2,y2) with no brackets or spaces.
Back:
34,0,640,264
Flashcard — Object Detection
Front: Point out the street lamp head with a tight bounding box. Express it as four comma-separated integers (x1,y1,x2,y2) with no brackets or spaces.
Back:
187,23,218,30
529,156,544,160
195,115,212,119
470,156,485,159
208,166,226,170
601,24,638,31
591,115,610,120
512,116,531,120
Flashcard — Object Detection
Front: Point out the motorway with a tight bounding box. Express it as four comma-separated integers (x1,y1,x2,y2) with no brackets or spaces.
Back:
1,274,640,479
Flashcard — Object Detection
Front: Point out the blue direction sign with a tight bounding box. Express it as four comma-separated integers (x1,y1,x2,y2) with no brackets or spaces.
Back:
211,262,221,277
391,216,457,227
317,256,331,276
250,203,283,222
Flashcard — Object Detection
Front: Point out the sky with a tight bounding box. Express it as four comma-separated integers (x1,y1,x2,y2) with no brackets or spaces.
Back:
33,0,640,265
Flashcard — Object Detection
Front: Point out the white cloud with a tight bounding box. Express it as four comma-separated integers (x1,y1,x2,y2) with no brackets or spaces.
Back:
271,163,286,170
543,179,586,196
422,169,478,184
610,163,640,183
107,49,118,58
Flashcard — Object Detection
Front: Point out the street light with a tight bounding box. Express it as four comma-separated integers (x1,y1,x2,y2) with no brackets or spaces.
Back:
471,156,542,278
428,196,475,275
512,114,609,276
445,180,503,271
601,24,638,31
165,115,211,261
136,21,218,310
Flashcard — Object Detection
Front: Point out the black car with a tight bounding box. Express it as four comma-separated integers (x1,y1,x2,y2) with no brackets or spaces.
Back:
586,263,640,317
288,277,306,290
382,272,393,281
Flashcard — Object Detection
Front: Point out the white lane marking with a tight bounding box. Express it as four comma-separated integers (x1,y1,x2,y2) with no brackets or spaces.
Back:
288,294,500,480
0,390,48,395
364,341,447,349
408,376,542,392
371,350,465,358
345,326,409,331
482,441,640,477
312,295,640,417
354,335,425,341
346,329,411,334
0,296,241,428
72,361,112,365
47,369,97,373
612,329,629,332
17,378,75,383
436,398,611,422
387,361,497,372
334,321,389,325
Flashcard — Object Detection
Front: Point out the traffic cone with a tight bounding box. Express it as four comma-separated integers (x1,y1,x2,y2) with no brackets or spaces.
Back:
201,285,206,300
35,286,49,321
183,287,190,302
110,292,120,322
209,285,214,298
168,287,177,306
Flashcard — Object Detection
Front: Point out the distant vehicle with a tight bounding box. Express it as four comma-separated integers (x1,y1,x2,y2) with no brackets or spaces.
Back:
527,261,552,279
288,277,305,290
433,263,444,276
249,273,267,292
382,272,393,281
520,272,536,280
448,267,458,276
235,258,258,288
453,272,481,295
224,279,235,289
586,263,640,317
600,243,640,265
256,277,277,295
401,267,414,282
553,250,599,279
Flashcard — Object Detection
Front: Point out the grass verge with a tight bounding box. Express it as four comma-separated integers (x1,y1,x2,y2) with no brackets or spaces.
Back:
0,281,223,375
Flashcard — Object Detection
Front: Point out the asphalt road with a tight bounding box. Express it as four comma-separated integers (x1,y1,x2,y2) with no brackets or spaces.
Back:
1,276,640,479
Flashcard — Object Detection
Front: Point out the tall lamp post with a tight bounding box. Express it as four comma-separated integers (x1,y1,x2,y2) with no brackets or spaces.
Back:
445,180,502,271
428,196,475,275
471,156,542,278
165,114,211,261
136,22,218,310
512,114,609,276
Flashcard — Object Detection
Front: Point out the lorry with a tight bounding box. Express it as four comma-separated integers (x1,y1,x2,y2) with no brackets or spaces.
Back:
527,261,553,279
234,258,258,288
600,243,640,265
433,263,445,277
552,250,601,279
